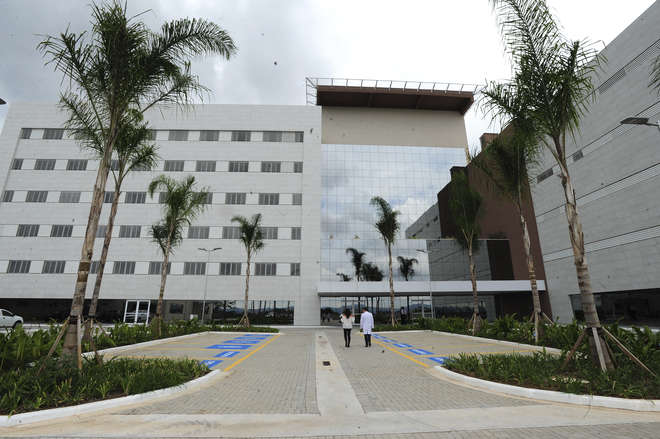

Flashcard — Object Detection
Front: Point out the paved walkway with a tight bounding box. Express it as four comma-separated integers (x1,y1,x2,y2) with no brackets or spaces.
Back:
2,328,659,438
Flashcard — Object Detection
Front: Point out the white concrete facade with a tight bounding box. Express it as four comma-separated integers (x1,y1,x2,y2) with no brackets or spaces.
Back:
0,103,322,325
530,3,660,322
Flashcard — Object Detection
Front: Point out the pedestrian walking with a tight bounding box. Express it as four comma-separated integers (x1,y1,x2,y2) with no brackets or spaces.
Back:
340,308,355,347
360,307,374,347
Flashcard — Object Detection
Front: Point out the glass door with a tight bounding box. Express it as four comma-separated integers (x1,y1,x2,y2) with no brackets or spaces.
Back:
123,300,151,324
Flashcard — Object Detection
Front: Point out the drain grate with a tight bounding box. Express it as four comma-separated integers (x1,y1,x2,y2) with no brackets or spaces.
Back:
322,361,331,366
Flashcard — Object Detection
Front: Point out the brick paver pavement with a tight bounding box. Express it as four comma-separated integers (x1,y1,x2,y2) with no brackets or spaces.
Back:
326,330,539,412
119,330,318,414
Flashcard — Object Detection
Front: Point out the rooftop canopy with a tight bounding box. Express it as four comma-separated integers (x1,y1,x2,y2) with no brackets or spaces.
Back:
306,77,478,114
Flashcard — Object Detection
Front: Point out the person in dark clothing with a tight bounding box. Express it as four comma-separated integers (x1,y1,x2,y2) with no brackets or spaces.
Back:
340,308,355,347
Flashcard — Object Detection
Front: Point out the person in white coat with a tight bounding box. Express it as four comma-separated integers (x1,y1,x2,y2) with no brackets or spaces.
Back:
340,308,355,347
360,307,374,347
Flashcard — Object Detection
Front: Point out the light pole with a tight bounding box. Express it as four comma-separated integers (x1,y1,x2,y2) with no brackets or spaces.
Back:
416,249,434,319
620,117,660,133
198,247,221,324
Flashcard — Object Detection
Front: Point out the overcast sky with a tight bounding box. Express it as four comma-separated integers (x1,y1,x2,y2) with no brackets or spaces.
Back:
0,0,656,147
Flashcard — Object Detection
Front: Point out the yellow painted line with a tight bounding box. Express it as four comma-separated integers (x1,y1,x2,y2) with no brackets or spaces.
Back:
374,340,429,368
223,334,281,372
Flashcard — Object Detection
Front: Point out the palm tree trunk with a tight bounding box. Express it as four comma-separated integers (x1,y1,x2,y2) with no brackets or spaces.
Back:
62,127,117,357
558,160,613,371
388,244,395,326
155,236,172,338
240,252,251,327
468,242,481,334
518,207,542,344
86,185,121,338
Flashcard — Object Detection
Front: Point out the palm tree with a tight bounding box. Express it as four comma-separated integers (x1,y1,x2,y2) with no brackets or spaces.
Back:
336,273,352,282
39,1,236,357
470,123,548,343
370,196,401,326
149,175,209,336
345,248,366,281
231,214,265,327
362,263,384,281
448,171,483,334
397,256,418,281
86,116,158,337
484,0,613,369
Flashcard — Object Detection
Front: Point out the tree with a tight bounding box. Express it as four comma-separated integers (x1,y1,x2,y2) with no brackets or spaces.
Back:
470,122,549,343
362,263,384,281
149,175,209,335
336,273,352,282
448,171,483,334
370,196,401,326
345,248,366,281
397,256,418,281
86,115,158,338
39,0,236,358
231,214,265,327
485,0,616,369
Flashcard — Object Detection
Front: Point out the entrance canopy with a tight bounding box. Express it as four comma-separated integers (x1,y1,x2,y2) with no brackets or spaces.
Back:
317,280,546,297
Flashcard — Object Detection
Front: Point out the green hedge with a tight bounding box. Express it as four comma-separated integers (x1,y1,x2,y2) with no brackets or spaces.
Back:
0,357,207,415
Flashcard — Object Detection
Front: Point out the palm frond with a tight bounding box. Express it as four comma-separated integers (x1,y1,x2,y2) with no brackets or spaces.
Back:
448,171,483,251
370,196,401,244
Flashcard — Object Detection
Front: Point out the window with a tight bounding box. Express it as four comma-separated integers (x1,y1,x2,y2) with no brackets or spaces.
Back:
228,161,249,172
43,129,64,140
260,227,278,240
109,159,120,171
168,130,189,141
222,226,241,239
164,160,184,172
11,159,23,170
261,161,281,173
199,130,219,141
225,192,246,205
196,192,213,204
148,261,171,275
96,225,107,238
291,227,301,240
34,159,56,170
59,191,81,203
158,192,167,204
292,193,302,205
2,191,14,202
7,260,31,273
66,159,88,171
103,191,114,203
112,261,136,274
219,262,241,275
146,130,156,141
51,225,73,238
231,131,251,142
290,263,300,276
187,226,209,239
20,128,32,139
183,262,206,275
132,163,150,171
537,168,553,183
90,260,100,274
255,263,276,276
196,160,216,172
42,260,66,274
26,191,48,203
125,191,146,204
119,225,141,238
258,193,279,205
169,303,184,314
16,224,40,237
262,131,283,142
294,162,303,173
294,132,304,143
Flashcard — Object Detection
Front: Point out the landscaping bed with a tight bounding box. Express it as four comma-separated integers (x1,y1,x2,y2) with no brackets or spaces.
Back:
0,357,208,415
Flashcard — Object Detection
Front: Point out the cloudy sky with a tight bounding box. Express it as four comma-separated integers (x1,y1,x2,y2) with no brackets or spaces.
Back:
0,0,656,147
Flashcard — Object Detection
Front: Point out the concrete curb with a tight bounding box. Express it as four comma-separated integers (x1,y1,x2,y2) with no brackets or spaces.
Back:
431,330,563,354
434,365,660,412
0,369,225,427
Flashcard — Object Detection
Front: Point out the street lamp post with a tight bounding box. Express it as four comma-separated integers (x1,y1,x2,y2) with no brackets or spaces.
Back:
416,249,434,319
620,117,660,133
198,247,221,324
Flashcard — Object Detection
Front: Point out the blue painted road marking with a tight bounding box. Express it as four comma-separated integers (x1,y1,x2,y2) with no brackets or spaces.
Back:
380,339,396,343
428,357,449,364
206,344,253,350
214,351,240,358
393,343,412,348
199,360,222,368
408,348,434,355
240,333,273,337
223,339,261,344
